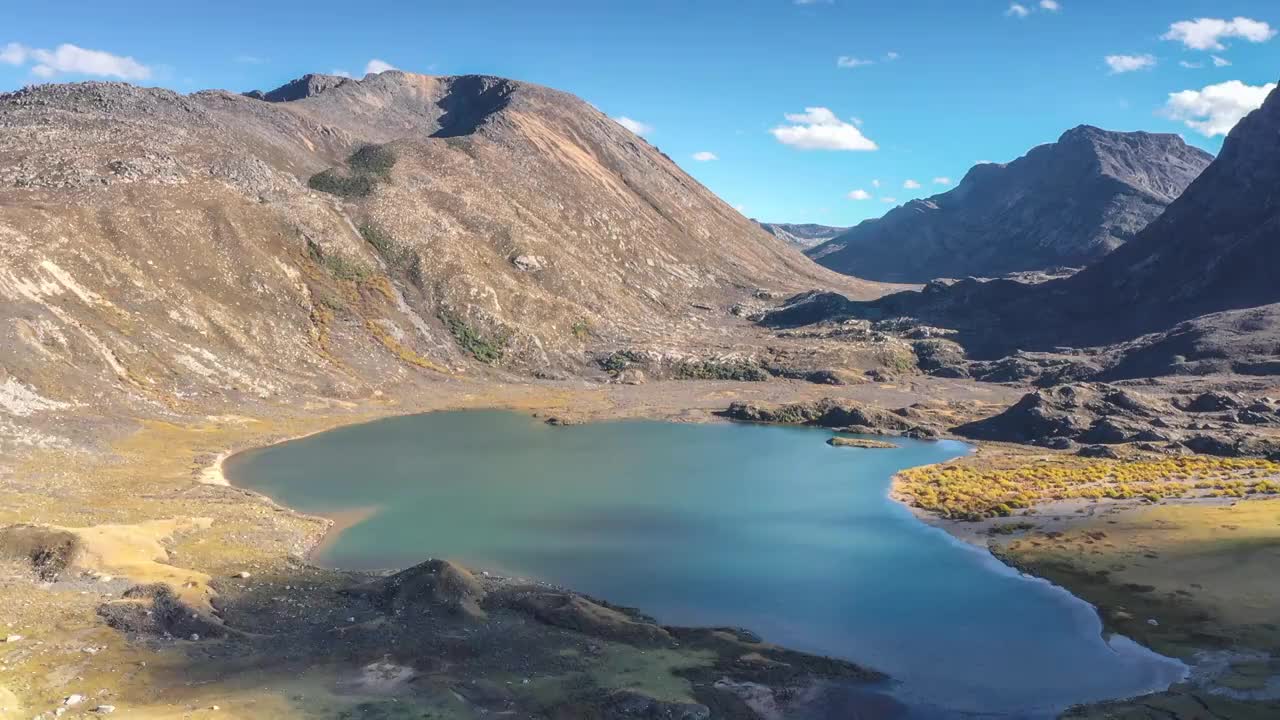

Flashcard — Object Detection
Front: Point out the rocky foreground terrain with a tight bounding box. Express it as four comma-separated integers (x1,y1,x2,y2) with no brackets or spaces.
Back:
1,69,1279,720
808,126,1212,282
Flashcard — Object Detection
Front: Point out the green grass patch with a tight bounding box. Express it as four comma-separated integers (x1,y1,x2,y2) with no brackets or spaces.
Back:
441,311,506,364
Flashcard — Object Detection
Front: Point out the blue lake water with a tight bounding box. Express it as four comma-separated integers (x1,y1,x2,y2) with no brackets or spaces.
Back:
225,409,1185,717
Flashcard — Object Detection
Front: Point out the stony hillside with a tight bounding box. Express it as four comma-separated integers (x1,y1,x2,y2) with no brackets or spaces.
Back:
808,126,1213,282
0,71,883,428
754,221,848,250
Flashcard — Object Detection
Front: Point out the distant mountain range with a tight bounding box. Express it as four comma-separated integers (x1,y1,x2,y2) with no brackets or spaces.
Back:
781,82,1280,371
754,222,848,250
808,126,1213,282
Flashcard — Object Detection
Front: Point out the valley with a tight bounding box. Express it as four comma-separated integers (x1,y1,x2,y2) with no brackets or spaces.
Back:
1,65,1279,720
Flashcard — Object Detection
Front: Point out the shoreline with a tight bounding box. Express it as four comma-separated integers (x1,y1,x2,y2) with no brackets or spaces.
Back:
6,378,1254,718
213,403,1190,714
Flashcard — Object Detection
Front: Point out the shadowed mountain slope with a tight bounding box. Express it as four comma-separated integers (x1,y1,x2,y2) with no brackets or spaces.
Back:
808,126,1213,283
767,81,1280,370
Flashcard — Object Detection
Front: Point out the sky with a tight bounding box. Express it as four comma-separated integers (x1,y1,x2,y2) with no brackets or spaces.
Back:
3,1,1278,226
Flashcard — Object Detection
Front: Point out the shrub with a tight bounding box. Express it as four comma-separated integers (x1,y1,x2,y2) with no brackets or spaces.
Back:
348,144,397,177
441,311,505,364
359,223,411,267
308,144,397,198
308,169,374,198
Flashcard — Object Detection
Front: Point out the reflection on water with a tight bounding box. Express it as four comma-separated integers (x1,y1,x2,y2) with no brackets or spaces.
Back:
227,410,1186,717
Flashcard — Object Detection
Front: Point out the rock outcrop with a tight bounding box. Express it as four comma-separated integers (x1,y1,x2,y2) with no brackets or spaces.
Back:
808,126,1212,282
723,398,939,438
954,383,1280,456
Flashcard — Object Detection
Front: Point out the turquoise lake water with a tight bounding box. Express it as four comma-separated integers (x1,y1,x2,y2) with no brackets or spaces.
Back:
225,409,1185,717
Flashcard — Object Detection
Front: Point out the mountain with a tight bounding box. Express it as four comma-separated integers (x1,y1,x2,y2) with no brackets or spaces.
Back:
779,81,1280,366
1057,86,1280,339
754,222,848,250
808,126,1213,282
0,71,883,418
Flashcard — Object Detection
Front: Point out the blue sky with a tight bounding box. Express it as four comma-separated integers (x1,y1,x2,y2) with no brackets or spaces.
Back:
4,1,1278,225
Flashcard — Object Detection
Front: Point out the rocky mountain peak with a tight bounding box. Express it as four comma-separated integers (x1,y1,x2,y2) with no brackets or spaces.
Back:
244,72,353,102
807,125,1214,282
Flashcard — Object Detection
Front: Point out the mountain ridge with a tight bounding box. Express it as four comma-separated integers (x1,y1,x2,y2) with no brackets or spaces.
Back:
808,125,1214,282
0,70,887,425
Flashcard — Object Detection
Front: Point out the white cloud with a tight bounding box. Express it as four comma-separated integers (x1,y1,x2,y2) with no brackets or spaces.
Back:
880,197,898,203
1162,80,1277,136
365,58,396,75
692,151,718,162
234,54,265,64
1162,17,1276,51
1,42,151,80
884,51,900,61
331,69,353,78
614,116,653,136
1179,60,1204,69
932,177,952,185
1,43,28,65
847,189,872,200
1105,54,1157,74
1212,55,1232,67
836,56,874,69
871,179,881,188
1006,3,1030,18
770,107,878,151
1040,0,1061,10
903,179,922,189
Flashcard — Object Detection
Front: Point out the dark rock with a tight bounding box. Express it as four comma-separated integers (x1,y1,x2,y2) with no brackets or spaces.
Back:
912,339,969,377
1183,435,1239,457
1082,418,1132,444
1040,437,1076,450
1234,410,1273,425
1078,445,1121,459
1181,392,1242,413
1133,429,1172,443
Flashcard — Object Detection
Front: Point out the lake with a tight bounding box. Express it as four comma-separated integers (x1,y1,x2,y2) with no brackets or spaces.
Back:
225,409,1185,717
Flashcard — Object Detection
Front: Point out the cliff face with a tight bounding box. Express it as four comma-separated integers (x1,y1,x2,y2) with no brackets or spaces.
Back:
809,126,1213,282
0,71,882,426
1064,85,1280,329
